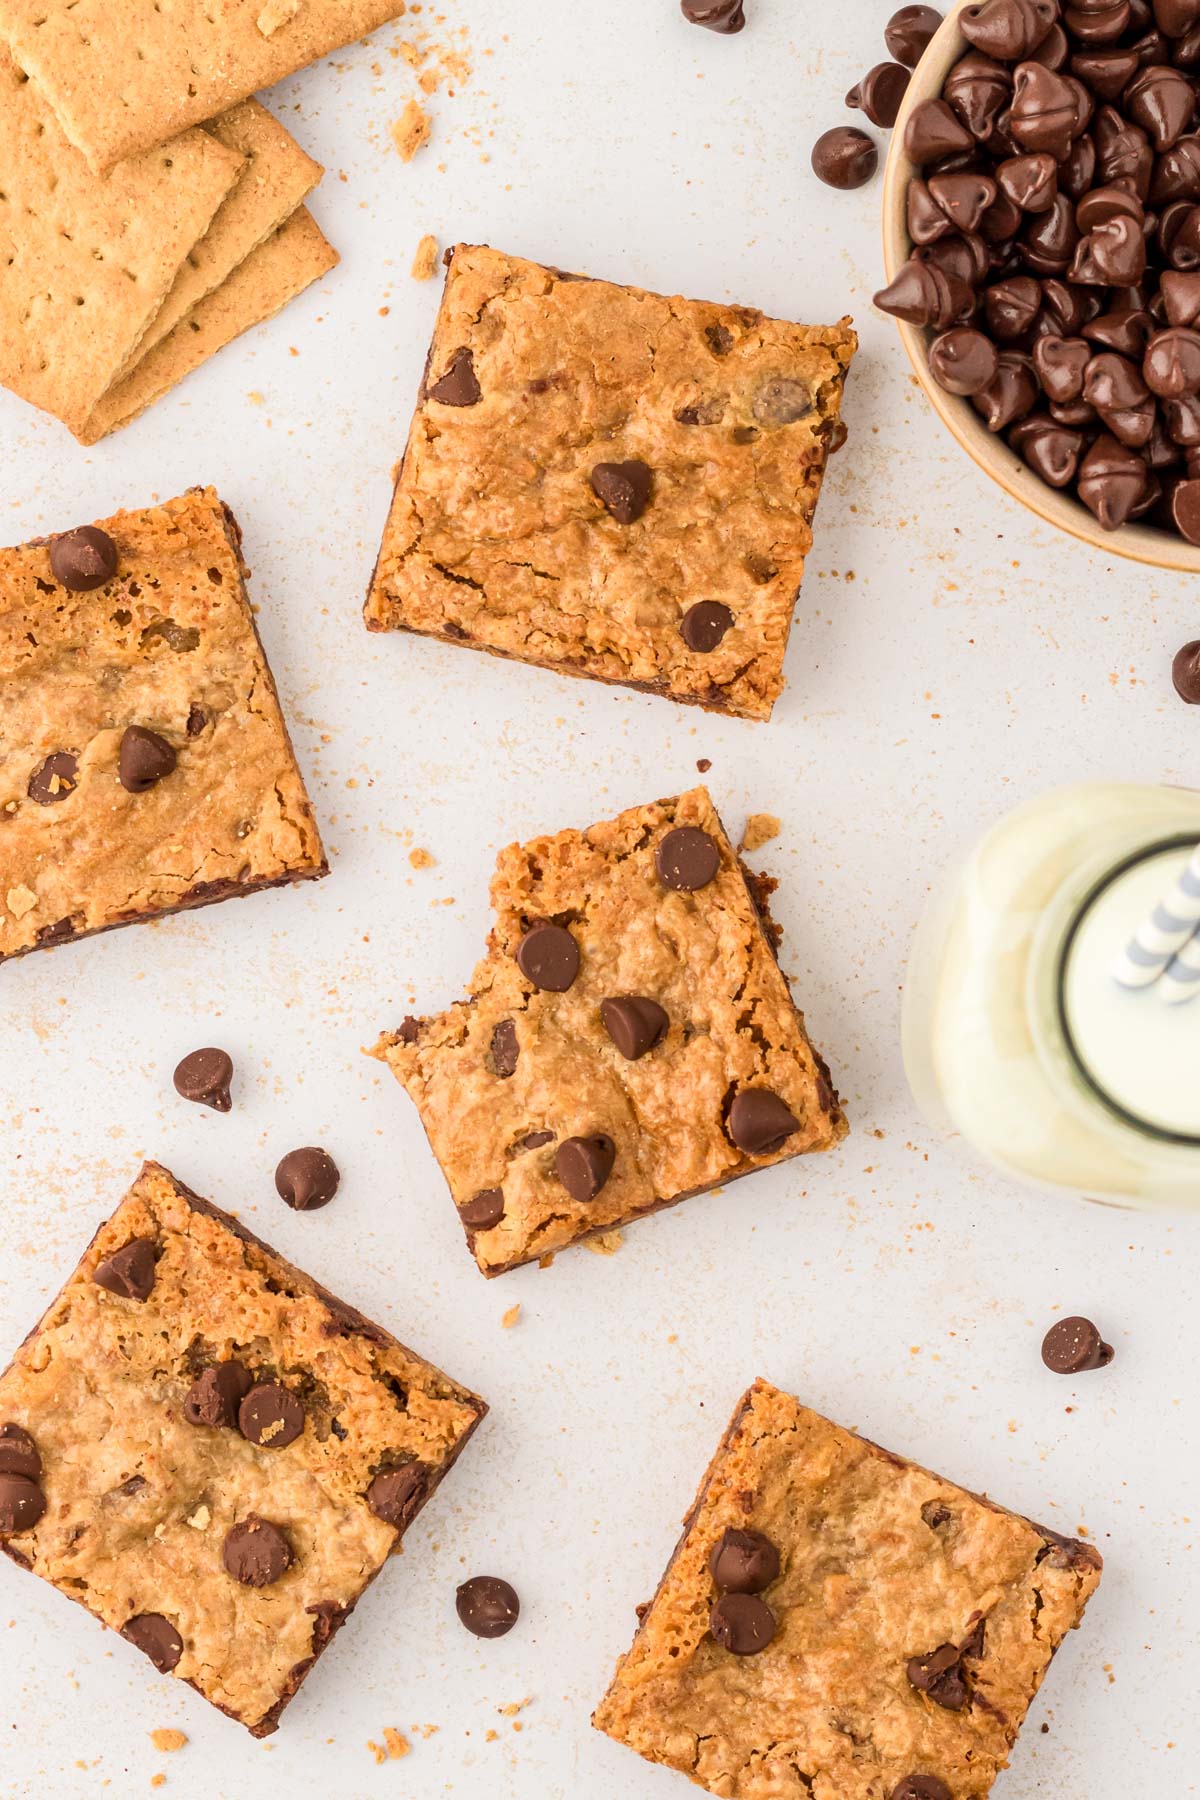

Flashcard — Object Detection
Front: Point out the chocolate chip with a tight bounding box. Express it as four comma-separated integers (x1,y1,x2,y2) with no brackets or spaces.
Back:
93,1238,157,1302
366,1463,427,1528
600,996,669,1061
907,1643,969,1709
753,377,815,424
184,1361,253,1428
48,525,118,591
680,600,734,651
1010,62,1085,159
428,347,481,405
186,704,207,737
959,0,1058,60
1126,61,1195,148
655,825,721,891
275,1146,340,1212
27,751,78,805
0,1473,45,1534
709,1527,780,1593
945,49,1012,138
1144,325,1200,395
847,62,912,128
0,1425,41,1482
874,258,975,328
118,725,177,794
1010,413,1086,484
122,1613,183,1673
223,1516,293,1587
460,1187,506,1229
1171,477,1200,540
490,1018,520,1077
519,1129,554,1149
921,1499,954,1529
1173,636,1200,695
238,1383,305,1449
973,351,1040,429
173,1047,234,1112
886,5,945,66
728,1089,800,1154
591,460,653,523
681,0,745,28
1078,433,1150,525
1041,1315,1114,1372
456,1575,520,1638
905,98,975,163
709,1592,775,1654
706,323,734,355
929,326,999,394
811,126,878,189
515,920,580,991
555,1134,616,1202
891,1780,952,1800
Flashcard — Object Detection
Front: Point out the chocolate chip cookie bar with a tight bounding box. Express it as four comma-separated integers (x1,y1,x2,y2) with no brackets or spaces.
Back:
364,245,856,721
0,1162,485,1735
0,487,326,963
593,1378,1103,1800
371,787,846,1276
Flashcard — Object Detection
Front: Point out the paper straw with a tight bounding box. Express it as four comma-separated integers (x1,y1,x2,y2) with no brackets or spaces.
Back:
1112,844,1200,989
1161,924,1200,1006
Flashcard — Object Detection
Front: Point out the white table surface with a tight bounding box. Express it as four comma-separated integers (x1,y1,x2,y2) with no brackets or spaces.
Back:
0,2,1196,1795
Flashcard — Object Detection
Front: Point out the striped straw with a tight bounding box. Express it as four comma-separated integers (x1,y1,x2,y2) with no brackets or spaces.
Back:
1161,924,1200,1006
1112,843,1200,990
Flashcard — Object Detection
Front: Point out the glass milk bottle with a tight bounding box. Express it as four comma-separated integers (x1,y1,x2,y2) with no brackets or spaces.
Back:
901,783,1200,1207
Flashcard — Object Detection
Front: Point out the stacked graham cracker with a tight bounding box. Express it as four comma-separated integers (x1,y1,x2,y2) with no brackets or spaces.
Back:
0,0,410,442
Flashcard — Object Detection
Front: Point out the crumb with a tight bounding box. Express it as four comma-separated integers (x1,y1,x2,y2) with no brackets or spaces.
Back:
411,233,440,280
150,1779,166,1791
149,1730,187,1753
696,758,711,772
367,1740,386,1766
537,1252,555,1269
501,1303,521,1329
409,846,436,869
740,813,781,853
498,1697,531,1717
246,390,265,406
391,99,431,162
485,1728,499,1742
584,1230,624,1256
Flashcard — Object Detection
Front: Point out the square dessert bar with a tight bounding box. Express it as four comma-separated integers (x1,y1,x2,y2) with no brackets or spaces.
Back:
364,244,856,721
372,787,847,1276
594,1379,1103,1800
0,1162,486,1735
0,487,326,962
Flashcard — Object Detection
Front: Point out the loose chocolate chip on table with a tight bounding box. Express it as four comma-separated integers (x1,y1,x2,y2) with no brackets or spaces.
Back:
600,996,669,1061
224,1516,293,1587
680,600,735,651
555,1134,616,1202
886,5,945,67
655,825,721,891
122,1613,183,1674
173,1046,234,1112
0,1472,45,1534
891,1780,953,1800
0,1425,40,1481
591,459,653,524
490,1018,520,1077
515,920,580,991
118,725,177,794
275,1146,340,1212
709,1527,781,1593
48,525,118,591
185,1361,254,1429
27,751,78,805
728,1088,800,1155
847,62,912,129
709,1592,776,1655
929,326,999,394
1041,1315,1114,1372
239,1382,305,1449
93,1238,157,1302
1173,637,1200,698
427,347,481,405
456,1575,520,1638
907,1643,969,1710
811,126,878,189
681,0,745,29
367,1463,428,1528
459,1187,506,1230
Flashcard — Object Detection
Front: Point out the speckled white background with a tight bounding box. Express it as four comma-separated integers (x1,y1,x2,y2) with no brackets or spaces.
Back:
0,2,1196,1795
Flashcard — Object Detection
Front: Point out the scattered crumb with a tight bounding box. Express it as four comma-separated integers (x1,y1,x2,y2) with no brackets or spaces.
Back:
584,1230,624,1257
246,390,265,406
409,846,436,870
366,1729,409,1764
498,1697,531,1717
411,1722,440,1740
740,813,781,853
411,233,440,280
150,1778,166,1791
485,1728,499,1742
501,1303,521,1329
537,1252,555,1269
696,758,712,772
391,99,431,162
149,1730,187,1753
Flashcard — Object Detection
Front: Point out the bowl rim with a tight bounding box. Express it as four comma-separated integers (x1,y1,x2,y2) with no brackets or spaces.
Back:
879,0,1200,576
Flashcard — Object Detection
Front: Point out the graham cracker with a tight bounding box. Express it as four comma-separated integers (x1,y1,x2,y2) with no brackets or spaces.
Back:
78,206,338,443
114,98,324,377
0,47,244,437
0,0,411,171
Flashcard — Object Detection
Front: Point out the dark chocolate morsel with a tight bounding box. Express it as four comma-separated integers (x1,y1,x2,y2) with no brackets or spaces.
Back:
929,326,999,394
891,1780,953,1800
118,725,177,794
600,996,669,1060
1077,432,1149,527
984,274,1042,339
904,98,974,164
515,921,580,991
1009,414,1085,485
709,1592,776,1655
28,751,78,805
1125,62,1195,150
238,1382,305,1450
459,1187,506,1229
490,1018,520,1077
727,1088,800,1154
1172,634,1200,694
847,62,911,129
885,5,945,67
907,1643,969,1709
591,459,653,523
996,151,1057,210
811,126,878,189
184,1361,254,1429
959,0,1057,59
1041,1315,1114,1372
0,1425,41,1482
121,1613,183,1673
555,1134,616,1202
456,1575,520,1638
367,1462,428,1528
49,525,118,592
173,1046,234,1112
874,256,974,328
973,351,1040,428
680,600,735,651
1170,477,1200,539
427,347,481,405
1033,334,1091,402
655,826,721,891
709,1527,781,1593
223,1516,293,1587
1161,268,1200,324
93,1238,157,1302
275,1146,340,1212
1144,326,1200,395
944,49,1011,138
1010,62,1084,160
0,1473,45,1534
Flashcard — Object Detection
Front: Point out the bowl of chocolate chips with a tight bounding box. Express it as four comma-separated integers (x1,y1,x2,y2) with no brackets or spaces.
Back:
877,0,1200,567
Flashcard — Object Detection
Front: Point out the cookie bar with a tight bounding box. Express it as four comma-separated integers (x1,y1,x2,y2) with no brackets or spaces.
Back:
0,487,326,962
0,1162,486,1735
364,244,856,722
593,1379,1103,1800
371,788,846,1276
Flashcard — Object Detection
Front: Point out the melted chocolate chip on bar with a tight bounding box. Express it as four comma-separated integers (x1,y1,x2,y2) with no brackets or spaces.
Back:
891,1780,952,1800
490,1018,520,1077
366,1462,428,1528
184,1361,254,1429
680,600,734,651
456,1575,520,1637
709,1591,776,1655
223,1516,293,1587
591,459,654,523
709,1526,781,1593
460,1187,506,1229
515,921,580,991
600,996,669,1061
0,1425,41,1482
1041,1315,1114,1372
173,1046,234,1112
93,1238,157,1302
238,1382,305,1450
122,1613,184,1673
275,1146,340,1212
0,1471,45,1534
427,347,481,405
118,725,177,794
49,525,118,592
555,1134,616,1201
28,751,78,805
727,1088,800,1154
907,1642,970,1709
655,825,721,891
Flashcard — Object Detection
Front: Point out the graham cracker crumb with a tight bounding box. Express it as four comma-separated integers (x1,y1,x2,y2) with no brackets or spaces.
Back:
501,1303,521,1329
740,813,781,853
411,234,440,281
383,1727,409,1759
584,1229,624,1256
391,100,431,163
498,1696,531,1717
149,1730,187,1753
409,846,436,869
